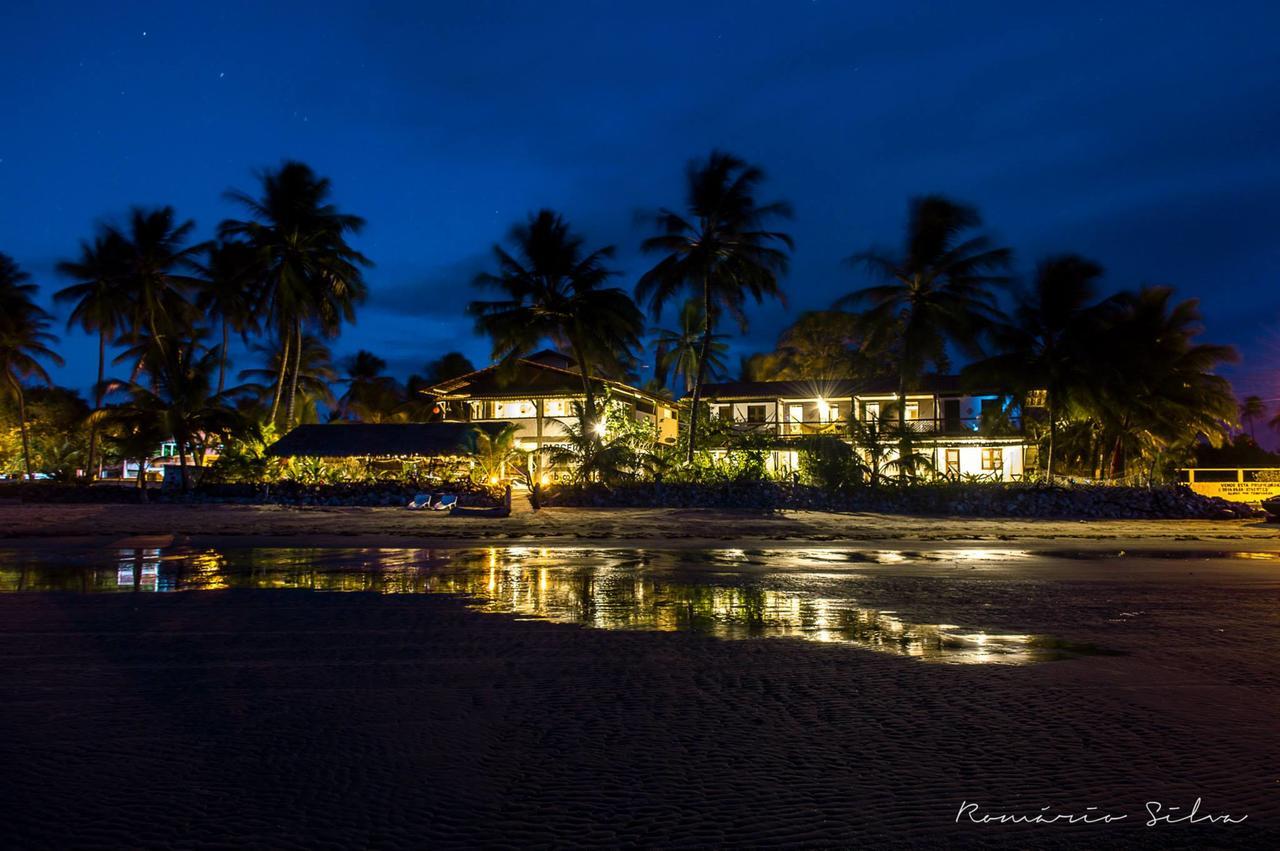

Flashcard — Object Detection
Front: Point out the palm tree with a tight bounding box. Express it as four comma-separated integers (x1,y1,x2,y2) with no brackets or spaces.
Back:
0,254,64,480
638,150,793,462
97,342,252,491
198,240,260,395
1239,395,1265,442
220,161,370,427
654,298,729,393
469,209,643,432
239,334,337,425
1081,286,1237,478
335,350,404,422
54,229,132,479
469,422,527,485
964,255,1103,479
743,310,868,382
838,196,1011,479
114,207,207,369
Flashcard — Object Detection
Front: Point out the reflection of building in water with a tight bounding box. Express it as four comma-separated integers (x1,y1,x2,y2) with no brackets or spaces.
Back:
0,546,1051,664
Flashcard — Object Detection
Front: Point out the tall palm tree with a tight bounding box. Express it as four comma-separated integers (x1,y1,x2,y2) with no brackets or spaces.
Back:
198,240,260,395
1239,395,1265,442
654,298,729,394
0,254,64,480
838,196,1011,479
54,229,132,479
239,334,337,425
469,209,643,432
964,255,1103,479
638,150,793,462
113,207,207,368
220,161,370,427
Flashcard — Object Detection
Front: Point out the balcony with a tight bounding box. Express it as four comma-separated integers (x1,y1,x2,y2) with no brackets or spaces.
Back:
719,415,1022,439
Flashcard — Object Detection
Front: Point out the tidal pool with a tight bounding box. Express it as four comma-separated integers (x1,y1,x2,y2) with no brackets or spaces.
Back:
0,546,1118,664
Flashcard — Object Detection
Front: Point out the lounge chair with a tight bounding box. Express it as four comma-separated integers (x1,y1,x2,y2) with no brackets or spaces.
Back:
430,494,458,512
407,493,433,510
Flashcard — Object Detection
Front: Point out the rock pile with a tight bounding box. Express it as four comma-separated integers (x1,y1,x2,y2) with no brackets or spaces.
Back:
541,481,1258,520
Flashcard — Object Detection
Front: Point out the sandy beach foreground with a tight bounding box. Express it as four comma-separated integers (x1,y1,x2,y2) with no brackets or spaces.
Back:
1,502,1279,550
1,544,1278,848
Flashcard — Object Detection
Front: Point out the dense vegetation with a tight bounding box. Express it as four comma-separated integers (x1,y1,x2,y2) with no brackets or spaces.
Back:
0,150,1248,496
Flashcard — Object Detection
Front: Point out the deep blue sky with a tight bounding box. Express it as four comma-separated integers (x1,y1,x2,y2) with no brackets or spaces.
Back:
3,1,1279,407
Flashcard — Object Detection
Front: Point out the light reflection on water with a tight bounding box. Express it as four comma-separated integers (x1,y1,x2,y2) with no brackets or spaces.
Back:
0,546,1096,664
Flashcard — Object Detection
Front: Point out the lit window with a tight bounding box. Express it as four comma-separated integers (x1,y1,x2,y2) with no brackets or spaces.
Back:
544,399,569,417
864,402,880,421
946,449,960,475
981,448,1003,470
904,401,919,421
494,400,536,418
827,403,841,422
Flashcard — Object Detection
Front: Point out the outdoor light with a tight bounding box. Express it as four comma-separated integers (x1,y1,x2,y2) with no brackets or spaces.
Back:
488,474,500,485
539,474,550,486
592,422,607,438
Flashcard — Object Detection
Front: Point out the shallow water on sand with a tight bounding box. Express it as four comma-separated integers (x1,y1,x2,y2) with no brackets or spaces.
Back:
0,545,1199,664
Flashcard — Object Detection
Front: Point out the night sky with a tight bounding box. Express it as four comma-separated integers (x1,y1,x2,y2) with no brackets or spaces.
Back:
4,1,1279,405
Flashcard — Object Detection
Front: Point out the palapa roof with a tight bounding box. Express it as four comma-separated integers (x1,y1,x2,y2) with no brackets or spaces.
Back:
426,352,666,404
266,422,515,458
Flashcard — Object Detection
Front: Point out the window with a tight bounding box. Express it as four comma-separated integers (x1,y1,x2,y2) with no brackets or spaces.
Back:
863,401,880,421
946,449,960,476
544,399,569,417
746,404,768,424
714,404,732,421
494,400,536,418
827,403,842,422
981,448,1003,471
903,401,919,421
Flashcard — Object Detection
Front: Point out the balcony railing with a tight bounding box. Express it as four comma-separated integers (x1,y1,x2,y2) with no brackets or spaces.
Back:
719,416,1022,438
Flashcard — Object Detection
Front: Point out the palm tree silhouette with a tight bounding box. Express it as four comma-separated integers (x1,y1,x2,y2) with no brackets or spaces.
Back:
0,254,65,480
965,255,1103,479
55,229,132,479
1082,286,1237,478
839,196,1010,480
114,207,207,368
638,150,792,462
336,350,404,422
239,334,337,425
1239,395,1265,442
198,240,261,395
469,209,643,434
220,161,369,427
654,299,729,394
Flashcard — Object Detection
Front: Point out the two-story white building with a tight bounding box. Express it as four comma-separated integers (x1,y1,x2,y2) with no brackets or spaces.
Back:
424,350,679,479
700,376,1032,481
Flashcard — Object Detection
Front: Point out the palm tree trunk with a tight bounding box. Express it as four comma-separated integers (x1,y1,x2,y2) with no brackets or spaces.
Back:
9,373,33,481
897,370,909,484
136,458,148,503
177,436,190,493
685,280,714,464
269,329,291,425
217,319,229,396
284,320,302,426
1046,399,1056,482
86,330,106,482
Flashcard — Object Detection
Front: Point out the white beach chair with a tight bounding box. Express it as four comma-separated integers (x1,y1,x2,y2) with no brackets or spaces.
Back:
430,494,457,512
407,493,433,510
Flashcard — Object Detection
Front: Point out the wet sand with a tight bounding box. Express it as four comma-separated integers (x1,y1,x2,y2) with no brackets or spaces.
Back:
1,549,1278,847
1,502,1278,551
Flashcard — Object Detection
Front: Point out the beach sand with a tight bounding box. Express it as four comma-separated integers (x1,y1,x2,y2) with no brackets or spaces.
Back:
1,547,1278,847
2,502,1279,550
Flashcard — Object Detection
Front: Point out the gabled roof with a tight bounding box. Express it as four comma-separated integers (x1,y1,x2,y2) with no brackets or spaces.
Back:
700,374,978,400
266,422,514,458
426,357,666,404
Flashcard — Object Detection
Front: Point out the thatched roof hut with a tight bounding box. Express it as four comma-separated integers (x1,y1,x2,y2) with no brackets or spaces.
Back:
266,422,513,459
